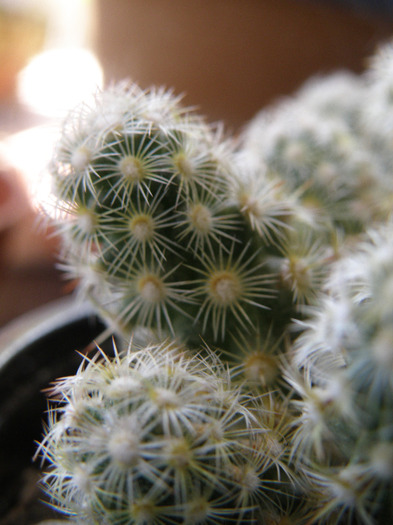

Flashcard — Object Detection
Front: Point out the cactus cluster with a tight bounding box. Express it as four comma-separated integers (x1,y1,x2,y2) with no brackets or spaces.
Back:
36,41,393,524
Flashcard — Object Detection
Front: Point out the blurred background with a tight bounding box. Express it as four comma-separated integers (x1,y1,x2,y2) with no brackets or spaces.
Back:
0,0,392,328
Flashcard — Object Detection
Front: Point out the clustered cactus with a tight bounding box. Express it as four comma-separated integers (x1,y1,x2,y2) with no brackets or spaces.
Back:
36,41,393,523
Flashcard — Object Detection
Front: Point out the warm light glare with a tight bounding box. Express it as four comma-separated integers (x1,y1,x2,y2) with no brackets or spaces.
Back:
17,47,103,117
5,125,56,210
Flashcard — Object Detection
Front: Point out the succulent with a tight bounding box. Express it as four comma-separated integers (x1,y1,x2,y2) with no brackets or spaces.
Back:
46,77,362,389
238,67,390,237
37,340,294,524
47,83,300,352
47,80,332,401
286,221,393,524
36,39,393,525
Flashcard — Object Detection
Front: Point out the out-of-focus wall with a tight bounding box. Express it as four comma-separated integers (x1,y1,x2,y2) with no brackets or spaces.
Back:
95,0,393,130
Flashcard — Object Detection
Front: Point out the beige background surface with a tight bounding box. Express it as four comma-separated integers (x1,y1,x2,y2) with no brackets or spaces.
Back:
95,0,393,130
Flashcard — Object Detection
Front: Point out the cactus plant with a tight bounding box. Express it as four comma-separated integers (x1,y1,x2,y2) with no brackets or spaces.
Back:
35,40,393,525
36,339,295,524
47,82,296,351
286,221,393,524
47,79,333,398
46,78,353,390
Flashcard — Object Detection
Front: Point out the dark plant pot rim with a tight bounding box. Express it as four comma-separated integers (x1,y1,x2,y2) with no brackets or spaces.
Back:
0,296,98,366
0,296,109,523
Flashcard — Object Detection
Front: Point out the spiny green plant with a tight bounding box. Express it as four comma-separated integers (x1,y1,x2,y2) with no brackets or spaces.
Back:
48,42,393,339
45,42,393,402
38,39,393,524
47,83,288,348
238,67,390,238
47,80,330,389
47,77,376,405
286,221,393,524
36,339,296,524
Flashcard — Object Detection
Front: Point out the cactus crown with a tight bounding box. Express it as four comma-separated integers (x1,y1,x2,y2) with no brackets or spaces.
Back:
37,340,293,524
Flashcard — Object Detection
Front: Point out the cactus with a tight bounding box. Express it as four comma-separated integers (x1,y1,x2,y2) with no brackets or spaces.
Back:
46,41,393,342
47,79,328,397
36,339,295,524
286,221,393,524
238,68,390,237
36,40,393,525
46,78,357,386
47,82,299,351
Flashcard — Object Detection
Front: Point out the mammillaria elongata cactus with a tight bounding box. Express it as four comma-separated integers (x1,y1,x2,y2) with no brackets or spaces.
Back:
36,340,295,524
48,82,297,352
37,41,393,523
287,222,393,524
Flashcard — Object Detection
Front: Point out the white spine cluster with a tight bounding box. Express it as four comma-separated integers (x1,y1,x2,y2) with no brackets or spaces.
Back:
288,221,393,524
37,341,293,524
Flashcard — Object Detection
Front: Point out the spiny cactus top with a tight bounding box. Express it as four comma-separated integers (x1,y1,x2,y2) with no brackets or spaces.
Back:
239,58,393,236
47,82,313,354
37,340,294,524
286,221,393,524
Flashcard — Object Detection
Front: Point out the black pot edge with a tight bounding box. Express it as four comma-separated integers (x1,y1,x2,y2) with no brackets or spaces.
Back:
0,296,98,369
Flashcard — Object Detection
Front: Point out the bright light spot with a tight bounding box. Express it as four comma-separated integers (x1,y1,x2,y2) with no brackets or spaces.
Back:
4,125,56,209
17,47,103,118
